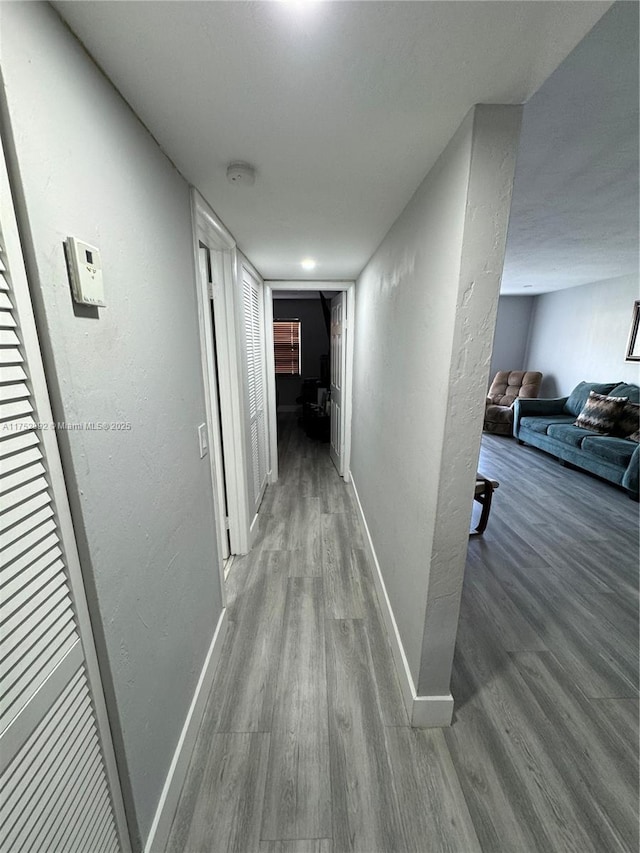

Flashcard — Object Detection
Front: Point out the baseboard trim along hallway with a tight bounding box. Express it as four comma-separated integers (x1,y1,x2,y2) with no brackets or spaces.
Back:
250,511,260,547
143,607,229,853
349,476,454,728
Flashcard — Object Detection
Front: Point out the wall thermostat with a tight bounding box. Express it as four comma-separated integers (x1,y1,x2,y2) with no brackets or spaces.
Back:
66,237,105,307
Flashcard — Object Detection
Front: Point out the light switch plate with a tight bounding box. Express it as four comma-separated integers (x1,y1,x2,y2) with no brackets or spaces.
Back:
67,237,105,306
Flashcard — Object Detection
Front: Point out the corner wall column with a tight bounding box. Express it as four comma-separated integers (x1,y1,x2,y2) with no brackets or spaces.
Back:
415,105,523,723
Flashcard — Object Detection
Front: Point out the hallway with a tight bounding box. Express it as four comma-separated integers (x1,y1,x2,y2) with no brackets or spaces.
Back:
165,419,638,853
166,416,479,853
3,7,637,851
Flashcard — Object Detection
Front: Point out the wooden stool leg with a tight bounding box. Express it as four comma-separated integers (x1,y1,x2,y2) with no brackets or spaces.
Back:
471,479,494,536
476,483,493,534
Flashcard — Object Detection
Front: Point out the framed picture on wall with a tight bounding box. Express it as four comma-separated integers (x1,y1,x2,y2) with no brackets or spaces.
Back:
626,300,640,362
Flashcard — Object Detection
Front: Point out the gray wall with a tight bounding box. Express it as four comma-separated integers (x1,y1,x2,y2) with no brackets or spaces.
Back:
274,297,329,408
525,274,640,396
2,4,223,847
351,105,521,697
489,295,535,382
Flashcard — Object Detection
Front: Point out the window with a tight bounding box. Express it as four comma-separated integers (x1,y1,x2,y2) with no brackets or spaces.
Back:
274,319,301,375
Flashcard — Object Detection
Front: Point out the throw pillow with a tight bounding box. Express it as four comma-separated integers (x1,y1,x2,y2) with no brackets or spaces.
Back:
564,381,618,416
615,401,640,438
627,430,640,443
574,391,628,435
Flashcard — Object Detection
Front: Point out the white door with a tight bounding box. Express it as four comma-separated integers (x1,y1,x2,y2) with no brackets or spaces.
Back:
330,292,346,475
242,266,268,515
0,141,130,852
198,246,230,560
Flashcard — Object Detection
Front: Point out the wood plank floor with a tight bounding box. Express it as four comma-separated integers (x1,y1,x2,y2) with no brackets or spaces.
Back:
166,420,638,853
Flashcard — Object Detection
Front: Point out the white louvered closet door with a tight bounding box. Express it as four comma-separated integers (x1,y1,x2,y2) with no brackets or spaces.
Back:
0,142,130,852
242,266,268,514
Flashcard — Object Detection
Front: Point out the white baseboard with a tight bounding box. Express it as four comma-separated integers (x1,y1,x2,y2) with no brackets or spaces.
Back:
143,607,229,853
250,511,260,547
224,554,235,581
411,694,454,727
349,476,453,728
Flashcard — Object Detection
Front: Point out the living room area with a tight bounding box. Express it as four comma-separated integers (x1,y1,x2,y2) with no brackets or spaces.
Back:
459,417,637,849
463,277,639,843
476,0,638,509
456,3,638,847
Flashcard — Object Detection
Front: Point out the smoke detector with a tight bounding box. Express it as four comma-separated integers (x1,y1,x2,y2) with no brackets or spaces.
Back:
226,162,256,186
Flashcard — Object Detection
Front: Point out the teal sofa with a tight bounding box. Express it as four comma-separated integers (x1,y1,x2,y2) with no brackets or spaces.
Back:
513,381,640,498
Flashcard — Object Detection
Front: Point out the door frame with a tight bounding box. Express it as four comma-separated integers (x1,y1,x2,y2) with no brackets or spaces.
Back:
196,245,230,563
329,291,346,477
264,280,355,484
191,190,251,559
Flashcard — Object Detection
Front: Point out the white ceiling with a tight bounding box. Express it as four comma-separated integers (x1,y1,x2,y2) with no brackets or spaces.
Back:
501,0,639,294
55,0,617,287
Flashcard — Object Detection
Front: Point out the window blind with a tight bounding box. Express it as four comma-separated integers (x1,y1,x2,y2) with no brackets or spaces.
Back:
273,320,301,375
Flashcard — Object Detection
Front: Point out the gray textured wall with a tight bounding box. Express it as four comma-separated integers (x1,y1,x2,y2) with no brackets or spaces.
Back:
489,296,535,382
351,106,521,698
525,274,640,397
2,3,223,846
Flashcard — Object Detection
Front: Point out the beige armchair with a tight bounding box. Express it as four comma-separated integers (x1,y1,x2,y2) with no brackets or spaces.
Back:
484,370,542,436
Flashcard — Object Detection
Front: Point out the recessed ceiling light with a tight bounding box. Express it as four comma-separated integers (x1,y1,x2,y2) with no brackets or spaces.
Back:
275,0,323,23
301,258,317,271
277,0,320,7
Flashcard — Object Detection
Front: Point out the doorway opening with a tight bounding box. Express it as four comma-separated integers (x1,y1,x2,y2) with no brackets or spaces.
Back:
192,190,252,596
264,281,355,485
